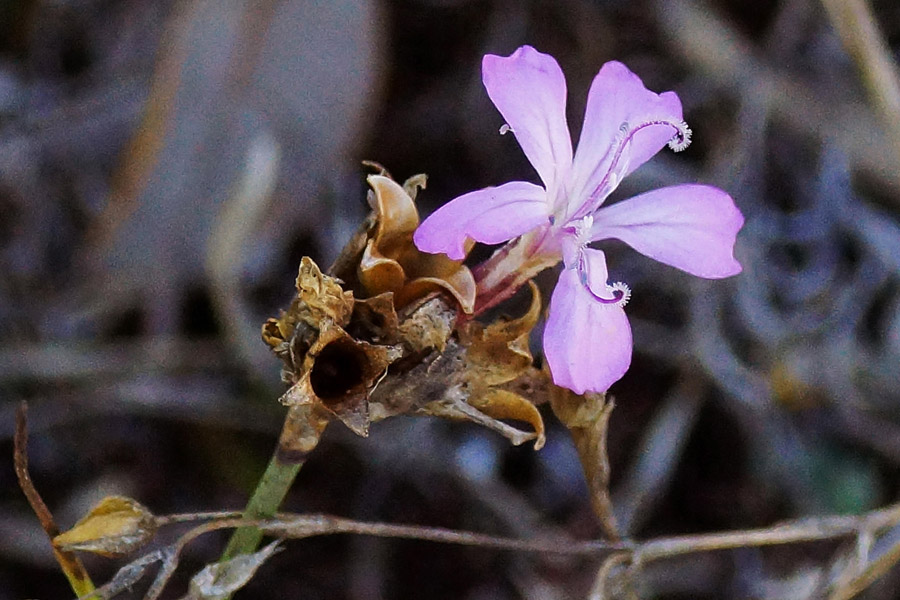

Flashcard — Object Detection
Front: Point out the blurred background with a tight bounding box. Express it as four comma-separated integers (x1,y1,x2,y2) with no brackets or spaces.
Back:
2,0,900,598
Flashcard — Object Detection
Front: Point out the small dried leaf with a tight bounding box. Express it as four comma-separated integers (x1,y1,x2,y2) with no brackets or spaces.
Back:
185,540,280,600
402,172,428,200
55,496,157,557
359,247,407,294
365,174,420,247
461,281,541,386
394,253,477,314
396,295,458,354
468,389,546,450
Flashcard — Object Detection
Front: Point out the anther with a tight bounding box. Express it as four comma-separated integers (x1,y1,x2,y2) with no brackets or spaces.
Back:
666,120,692,152
583,280,631,308
608,282,631,307
499,123,513,135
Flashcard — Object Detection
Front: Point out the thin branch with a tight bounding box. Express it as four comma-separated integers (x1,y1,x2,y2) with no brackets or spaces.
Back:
829,535,900,600
96,500,900,600
263,514,626,555
155,511,245,526
638,505,900,562
14,402,96,598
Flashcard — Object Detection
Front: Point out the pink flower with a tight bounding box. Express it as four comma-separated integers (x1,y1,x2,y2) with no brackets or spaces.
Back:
414,46,744,394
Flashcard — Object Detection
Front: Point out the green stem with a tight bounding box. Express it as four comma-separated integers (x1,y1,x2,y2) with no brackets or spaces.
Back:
220,451,303,561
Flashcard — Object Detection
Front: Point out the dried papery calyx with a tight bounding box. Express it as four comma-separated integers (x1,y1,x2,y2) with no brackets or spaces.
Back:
263,258,400,439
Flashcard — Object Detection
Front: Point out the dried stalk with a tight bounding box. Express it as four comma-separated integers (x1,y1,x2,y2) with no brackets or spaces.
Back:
87,498,900,599
14,402,96,598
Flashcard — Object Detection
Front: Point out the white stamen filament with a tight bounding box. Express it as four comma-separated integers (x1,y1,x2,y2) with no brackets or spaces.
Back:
582,117,692,216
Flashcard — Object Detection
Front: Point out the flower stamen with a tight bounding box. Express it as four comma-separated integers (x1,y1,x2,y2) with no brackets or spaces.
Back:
575,247,631,308
665,120,692,152
582,117,692,215
573,215,594,247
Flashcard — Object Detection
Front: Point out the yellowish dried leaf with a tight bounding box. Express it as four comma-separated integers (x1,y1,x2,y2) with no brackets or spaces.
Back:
54,496,157,557
468,389,545,450
460,281,541,386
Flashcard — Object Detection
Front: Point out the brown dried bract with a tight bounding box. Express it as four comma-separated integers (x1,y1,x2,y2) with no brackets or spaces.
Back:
550,388,619,540
264,171,549,453
339,173,476,314
452,281,546,448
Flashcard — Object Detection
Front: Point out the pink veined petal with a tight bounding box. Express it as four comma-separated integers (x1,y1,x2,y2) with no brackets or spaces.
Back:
590,184,744,279
482,46,573,195
413,181,550,260
543,248,632,394
570,61,683,214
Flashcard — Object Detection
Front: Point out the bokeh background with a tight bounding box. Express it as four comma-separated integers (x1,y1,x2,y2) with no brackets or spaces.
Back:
3,0,900,598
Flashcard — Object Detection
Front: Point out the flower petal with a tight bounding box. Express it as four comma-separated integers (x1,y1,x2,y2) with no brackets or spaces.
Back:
590,184,744,278
543,249,632,394
482,46,573,194
414,181,550,260
570,61,683,212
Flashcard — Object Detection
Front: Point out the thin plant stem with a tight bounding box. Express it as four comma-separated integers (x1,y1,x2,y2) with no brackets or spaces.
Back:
219,451,303,562
14,402,97,599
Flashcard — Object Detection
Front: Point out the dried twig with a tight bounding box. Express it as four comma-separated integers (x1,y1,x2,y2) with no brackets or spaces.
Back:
14,402,96,598
829,533,900,600
93,499,900,599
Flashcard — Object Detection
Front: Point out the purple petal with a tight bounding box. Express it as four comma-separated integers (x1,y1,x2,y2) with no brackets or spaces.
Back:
543,249,632,394
482,46,573,195
414,181,550,260
590,184,744,278
570,61,683,212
